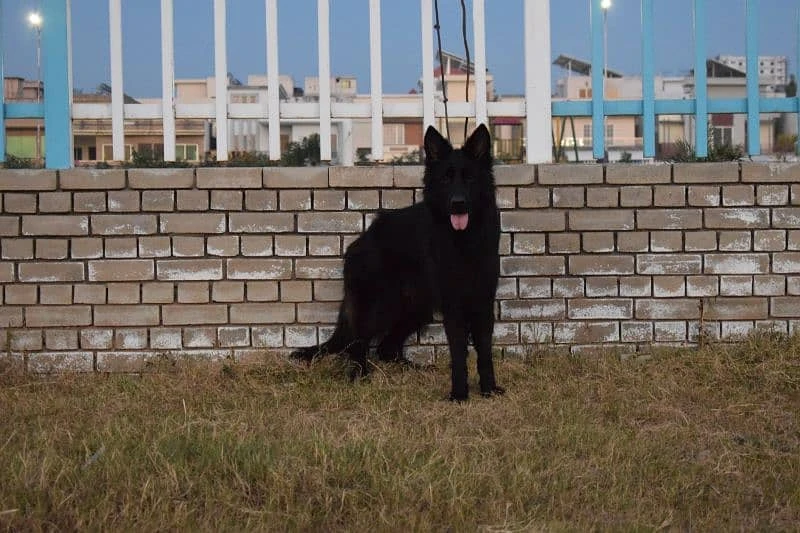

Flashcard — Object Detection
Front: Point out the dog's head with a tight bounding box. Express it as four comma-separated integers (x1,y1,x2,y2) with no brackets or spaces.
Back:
422,124,494,232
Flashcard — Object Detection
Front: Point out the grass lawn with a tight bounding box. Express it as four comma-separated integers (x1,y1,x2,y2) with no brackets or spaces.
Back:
1,332,799,531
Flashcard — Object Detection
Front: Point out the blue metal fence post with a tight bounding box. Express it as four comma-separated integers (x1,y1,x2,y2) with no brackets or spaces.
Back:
746,0,760,156
693,0,708,158
41,0,73,169
590,0,605,160
796,8,799,156
641,0,655,159
0,1,6,164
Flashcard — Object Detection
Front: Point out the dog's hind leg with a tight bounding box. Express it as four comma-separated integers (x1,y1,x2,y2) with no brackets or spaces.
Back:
443,316,470,401
471,310,505,397
348,338,370,380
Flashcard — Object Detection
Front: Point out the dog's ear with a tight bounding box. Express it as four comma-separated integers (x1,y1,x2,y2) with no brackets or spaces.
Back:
462,123,491,160
424,126,452,162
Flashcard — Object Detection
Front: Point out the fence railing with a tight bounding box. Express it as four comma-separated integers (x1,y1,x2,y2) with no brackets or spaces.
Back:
0,0,798,169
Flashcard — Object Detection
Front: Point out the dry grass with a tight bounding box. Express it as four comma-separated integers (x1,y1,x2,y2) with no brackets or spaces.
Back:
1,332,799,532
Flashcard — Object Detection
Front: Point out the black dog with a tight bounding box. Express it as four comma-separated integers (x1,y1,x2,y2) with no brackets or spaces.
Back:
293,124,504,401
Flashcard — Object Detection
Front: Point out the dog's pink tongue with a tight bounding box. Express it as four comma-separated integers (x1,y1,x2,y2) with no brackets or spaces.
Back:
450,213,469,231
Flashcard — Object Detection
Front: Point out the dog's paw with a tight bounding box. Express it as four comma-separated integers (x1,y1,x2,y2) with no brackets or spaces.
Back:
480,385,506,398
448,393,469,403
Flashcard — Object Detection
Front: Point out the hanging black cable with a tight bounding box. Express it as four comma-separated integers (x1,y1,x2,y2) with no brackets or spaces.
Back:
458,0,471,139
433,0,451,141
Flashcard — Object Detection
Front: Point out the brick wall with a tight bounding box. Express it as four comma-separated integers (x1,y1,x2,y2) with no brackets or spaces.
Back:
1,162,800,371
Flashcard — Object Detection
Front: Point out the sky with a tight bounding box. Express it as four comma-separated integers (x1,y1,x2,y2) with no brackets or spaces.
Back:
2,0,798,98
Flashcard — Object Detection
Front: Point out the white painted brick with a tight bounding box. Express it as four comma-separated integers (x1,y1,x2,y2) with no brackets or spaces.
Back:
285,326,317,348
252,326,284,348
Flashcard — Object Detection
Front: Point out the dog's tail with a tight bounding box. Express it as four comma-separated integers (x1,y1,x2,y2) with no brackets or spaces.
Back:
290,302,352,362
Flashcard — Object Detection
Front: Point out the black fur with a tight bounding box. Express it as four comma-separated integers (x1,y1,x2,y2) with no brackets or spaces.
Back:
292,124,504,401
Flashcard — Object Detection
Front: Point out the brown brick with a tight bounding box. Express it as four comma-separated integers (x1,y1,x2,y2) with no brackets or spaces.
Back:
246,281,279,301
38,192,71,212
499,233,512,255
295,259,343,279
22,215,88,236
176,189,209,211
138,236,171,258
160,213,226,234
178,282,210,303
157,259,223,280
104,237,138,258
347,190,380,210
3,193,37,213
755,185,788,206
274,235,307,256
673,162,739,183
518,277,550,298
245,190,277,211
172,236,205,257
513,233,546,255
687,276,719,297
330,166,392,187
0,307,24,327
218,326,250,347
493,165,534,185
197,167,261,189
582,232,614,252
91,214,157,235
297,212,363,233
128,168,194,189
570,209,634,231
722,185,754,206
569,255,633,275
789,230,800,250
772,297,800,317
605,163,670,184
162,304,227,325
9,330,43,352
392,166,424,187
688,185,720,206
501,256,565,276
230,303,295,324
620,186,652,207
227,258,293,279
74,284,106,304
2,238,33,259
107,283,141,304
107,190,140,212
774,252,800,273
27,305,91,327
500,299,565,320
46,330,79,350
705,253,770,274
653,276,685,297
637,253,701,275
705,208,769,229
5,285,37,304
229,213,294,233
501,210,565,232
150,328,183,349
114,328,148,349
619,276,651,297
60,169,125,189
636,299,700,319
314,280,344,301
141,190,175,211
284,326,318,348
617,232,649,253
653,185,685,207
281,280,312,302
753,275,785,296
650,231,682,252
568,298,632,319
554,322,619,344
773,208,800,229
207,235,239,256
183,327,217,348
280,190,312,211
705,297,767,320
621,322,653,342
517,187,550,208
39,284,72,305
637,209,702,229
19,262,84,282
212,281,245,302
241,236,273,256
585,277,618,297
741,162,800,183
552,187,584,208
73,192,107,212
718,231,751,251
211,190,243,210
0,169,57,190
0,262,13,282
685,231,717,251
586,187,618,208
297,302,339,323
308,235,340,256
546,233,579,254
263,167,328,188
495,187,516,209
81,329,114,349
381,189,414,209
35,238,69,259
142,282,174,303
0,217,19,237
719,275,752,296
538,164,602,185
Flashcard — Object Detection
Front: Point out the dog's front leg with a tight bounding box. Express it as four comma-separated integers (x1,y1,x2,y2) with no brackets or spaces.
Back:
471,310,505,397
443,316,469,401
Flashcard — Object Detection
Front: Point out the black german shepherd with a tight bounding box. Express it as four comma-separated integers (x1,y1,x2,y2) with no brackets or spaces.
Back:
292,124,504,401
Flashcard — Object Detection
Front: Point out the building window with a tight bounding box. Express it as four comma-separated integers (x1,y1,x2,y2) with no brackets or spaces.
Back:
605,124,614,144
176,144,199,161
88,146,97,160
102,144,133,161
137,143,165,160
712,127,733,147
74,147,82,161
383,123,405,145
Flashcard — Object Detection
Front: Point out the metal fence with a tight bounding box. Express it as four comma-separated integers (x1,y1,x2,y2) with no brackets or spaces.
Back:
0,0,798,169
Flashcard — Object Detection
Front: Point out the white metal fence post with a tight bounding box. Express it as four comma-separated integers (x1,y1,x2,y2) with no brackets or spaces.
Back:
213,0,228,161
318,0,332,162
266,0,280,160
109,0,125,161
369,0,384,161
524,0,552,163
161,0,176,161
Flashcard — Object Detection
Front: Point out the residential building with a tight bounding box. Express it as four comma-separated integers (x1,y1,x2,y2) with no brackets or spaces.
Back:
716,55,788,85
